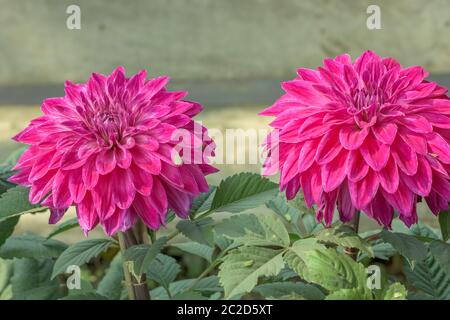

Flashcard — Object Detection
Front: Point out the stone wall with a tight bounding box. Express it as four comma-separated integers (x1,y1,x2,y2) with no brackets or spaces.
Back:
0,0,449,85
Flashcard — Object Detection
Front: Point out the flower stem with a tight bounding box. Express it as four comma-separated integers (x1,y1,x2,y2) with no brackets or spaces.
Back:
118,224,151,300
344,210,361,260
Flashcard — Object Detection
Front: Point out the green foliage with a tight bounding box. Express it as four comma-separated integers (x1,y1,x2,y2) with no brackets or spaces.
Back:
316,225,374,257
381,229,428,262
215,213,290,248
47,218,79,239
176,218,214,246
218,246,285,298
11,258,63,300
0,187,46,222
0,234,67,260
438,210,450,241
403,240,450,300
124,236,167,276
147,253,181,295
51,238,115,278
171,242,214,263
207,173,278,214
0,170,446,301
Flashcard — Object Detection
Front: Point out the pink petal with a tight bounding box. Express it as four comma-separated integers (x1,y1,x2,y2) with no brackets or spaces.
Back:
372,123,397,145
316,130,342,164
339,126,369,150
321,149,349,192
377,156,399,193
360,133,390,171
348,169,379,209
346,150,369,182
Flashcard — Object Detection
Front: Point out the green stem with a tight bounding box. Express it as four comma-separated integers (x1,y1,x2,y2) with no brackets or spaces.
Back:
186,249,227,292
344,210,361,260
118,225,151,300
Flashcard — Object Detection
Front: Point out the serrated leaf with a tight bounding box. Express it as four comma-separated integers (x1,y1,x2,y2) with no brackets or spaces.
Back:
0,187,46,222
429,240,450,275
381,230,427,262
150,276,221,300
253,281,325,300
317,225,374,257
0,216,19,247
326,287,373,300
302,214,324,234
215,213,290,248
11,258,63,300
97,254,124,300
283,238,325,279
171,242,214,263
438,210,450,241
176,218,214,245
0,234,67,260
52,239,114,279
266,194,303,234
358,240,396,262
147,254,181,293
302,248,368,293
402,244,450,300
189,187,216,218
383,283,407,300
171,291,207,300
208,173,278,214
124,236,167,276
47,218,79,239
218,246,285,298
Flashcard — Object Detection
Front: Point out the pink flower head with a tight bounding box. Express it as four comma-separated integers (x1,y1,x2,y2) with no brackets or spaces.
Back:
10,67,217,235
261,50,450,228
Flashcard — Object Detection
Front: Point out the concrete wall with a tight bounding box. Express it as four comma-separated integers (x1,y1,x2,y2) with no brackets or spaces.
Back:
1,0,450,86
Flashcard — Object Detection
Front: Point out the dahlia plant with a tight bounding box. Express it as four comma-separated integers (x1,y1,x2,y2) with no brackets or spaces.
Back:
0,58,448,301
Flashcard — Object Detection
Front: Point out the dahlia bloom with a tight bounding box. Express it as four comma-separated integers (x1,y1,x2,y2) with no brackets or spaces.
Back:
10,67,217,235
261,50,450,228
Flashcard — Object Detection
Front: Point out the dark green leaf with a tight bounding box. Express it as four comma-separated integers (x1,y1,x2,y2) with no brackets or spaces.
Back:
438,210,450,241
47,218,79,239
52,239,115,279
124,236,167,276
381,229,427,262
0,187,46,222
0,234,67,260
208,173,278,214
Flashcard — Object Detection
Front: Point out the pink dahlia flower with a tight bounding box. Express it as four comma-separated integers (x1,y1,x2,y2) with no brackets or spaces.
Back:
10,67,217,235
261,50,450,228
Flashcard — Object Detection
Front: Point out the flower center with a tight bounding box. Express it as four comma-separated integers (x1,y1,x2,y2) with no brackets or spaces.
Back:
93,111,124,144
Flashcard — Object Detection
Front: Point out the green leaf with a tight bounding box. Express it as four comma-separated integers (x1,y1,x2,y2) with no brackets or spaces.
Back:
171,242,214,263
215,213,290,248
0,234,67,260
358,240,396,262
218,246,285,298
150,276,221,300
403,243,450,300
429,240,450,275
317,225,374,257
208,173,278,214
147,254,181,293
438,210,450,241
302,214,324,234
51,239,115,279
97,254,124,300
0,216,20,247
381,229,427,262
0,187,46,222
0,258,13,294
326,288,372,300
266,194,302,234
301,248,368,293
283,238,325,279
11,258,63,300
383,283,407,300
47,218,79,239
176,218,214,245
253,281,325,300
189,187,216,218
60,292,109,300
124,236,167,276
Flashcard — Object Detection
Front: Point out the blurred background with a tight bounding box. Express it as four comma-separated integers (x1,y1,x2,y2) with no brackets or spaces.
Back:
0,0,449,241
